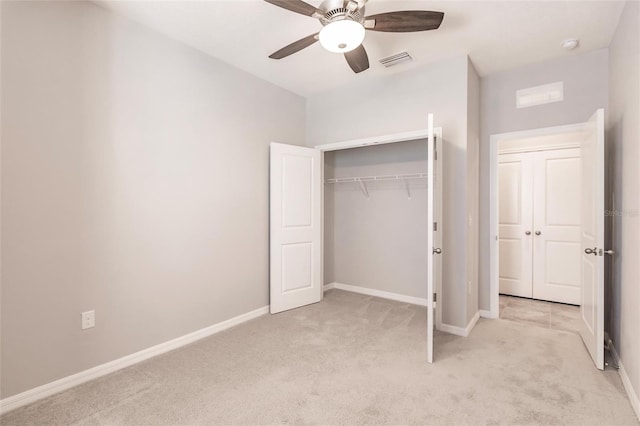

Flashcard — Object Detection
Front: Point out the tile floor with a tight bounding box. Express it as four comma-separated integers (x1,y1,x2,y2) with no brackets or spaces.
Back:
499,294,582,333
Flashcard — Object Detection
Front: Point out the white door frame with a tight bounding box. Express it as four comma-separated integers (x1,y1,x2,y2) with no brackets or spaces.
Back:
315,127,444,330
489,122,586,318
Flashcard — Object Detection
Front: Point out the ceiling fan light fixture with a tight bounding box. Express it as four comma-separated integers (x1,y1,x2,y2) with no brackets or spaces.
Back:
319,20,365,53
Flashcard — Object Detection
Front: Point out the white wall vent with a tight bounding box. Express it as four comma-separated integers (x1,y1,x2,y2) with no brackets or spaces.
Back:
516,81,564,108
379,51,412,68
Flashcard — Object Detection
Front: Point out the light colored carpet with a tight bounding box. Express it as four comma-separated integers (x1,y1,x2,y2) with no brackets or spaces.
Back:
2,289,638,425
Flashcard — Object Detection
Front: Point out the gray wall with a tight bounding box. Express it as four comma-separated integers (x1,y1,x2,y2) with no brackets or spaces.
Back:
307,56,474,328
466,59,481,322
324,141,428,298
479,49,609,311
608,0,640,405
0,1,305,398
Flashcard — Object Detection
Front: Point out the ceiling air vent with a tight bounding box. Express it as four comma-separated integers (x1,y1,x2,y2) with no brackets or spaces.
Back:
379,51,413,68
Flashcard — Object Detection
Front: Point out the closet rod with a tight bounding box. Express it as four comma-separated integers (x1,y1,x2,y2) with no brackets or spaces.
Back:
324,172,427,184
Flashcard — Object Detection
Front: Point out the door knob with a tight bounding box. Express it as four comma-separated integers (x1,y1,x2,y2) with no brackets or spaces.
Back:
604,249,615,255
525,231,531,235
433,248,442,255
535,231,541,235
584,247,597,255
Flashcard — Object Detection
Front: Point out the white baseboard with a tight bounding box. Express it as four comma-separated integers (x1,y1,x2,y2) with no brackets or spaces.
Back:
438,311,481,337
479,309,497,319
0,305,269,415
609,344,640,421
327,282,483,337
326,282,428,307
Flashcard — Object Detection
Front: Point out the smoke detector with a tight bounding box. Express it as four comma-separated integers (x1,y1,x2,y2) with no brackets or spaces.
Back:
561,38,579,50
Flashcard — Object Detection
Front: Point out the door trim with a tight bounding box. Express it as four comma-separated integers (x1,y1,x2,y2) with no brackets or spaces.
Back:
489,122,587,319
315,129,429,152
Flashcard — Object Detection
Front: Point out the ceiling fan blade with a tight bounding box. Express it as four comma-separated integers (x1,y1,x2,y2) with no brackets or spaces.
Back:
365,11,444,32
264,0,321,17
269,33,319,59
344,45,369,73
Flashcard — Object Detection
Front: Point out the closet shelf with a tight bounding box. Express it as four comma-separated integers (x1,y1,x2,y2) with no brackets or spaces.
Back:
324,173,427,184
325,173,428,199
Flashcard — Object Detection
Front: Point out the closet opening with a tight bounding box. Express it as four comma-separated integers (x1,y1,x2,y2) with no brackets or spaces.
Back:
488,109,607,370
316,128,443,329
495,127,583,332
323,140,430,304
269,121,442,363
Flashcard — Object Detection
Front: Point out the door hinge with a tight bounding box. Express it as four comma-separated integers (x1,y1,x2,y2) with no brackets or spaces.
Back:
433,222,438,231
433,293,437,302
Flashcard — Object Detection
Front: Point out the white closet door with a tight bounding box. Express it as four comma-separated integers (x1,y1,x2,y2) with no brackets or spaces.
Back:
579,109,605,370
532,148,582,305
270,143,322,314
434,132,444,332
498,153,533,298
426,114,436,364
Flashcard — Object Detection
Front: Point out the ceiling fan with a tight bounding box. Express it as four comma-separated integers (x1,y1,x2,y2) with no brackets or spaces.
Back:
264,0,444,73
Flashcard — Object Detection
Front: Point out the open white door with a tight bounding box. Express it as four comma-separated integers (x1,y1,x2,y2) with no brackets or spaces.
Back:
579,109,605,370
427,114,436,363
270,143,322,314
434,129,444,335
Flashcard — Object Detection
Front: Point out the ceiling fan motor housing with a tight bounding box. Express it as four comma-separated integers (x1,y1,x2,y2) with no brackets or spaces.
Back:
318,0,365,25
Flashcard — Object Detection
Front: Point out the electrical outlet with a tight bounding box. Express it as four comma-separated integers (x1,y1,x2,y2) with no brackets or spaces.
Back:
81,310,95,330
